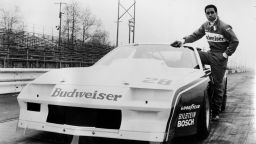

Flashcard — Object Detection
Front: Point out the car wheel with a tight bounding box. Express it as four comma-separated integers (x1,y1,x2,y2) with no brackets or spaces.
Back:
221,77,227,112
197,90,211,140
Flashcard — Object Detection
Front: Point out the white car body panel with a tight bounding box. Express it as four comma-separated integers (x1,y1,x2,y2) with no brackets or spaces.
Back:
17,45,207,142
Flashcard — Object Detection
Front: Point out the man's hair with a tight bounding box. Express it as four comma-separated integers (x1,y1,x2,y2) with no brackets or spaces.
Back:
205,4,217,13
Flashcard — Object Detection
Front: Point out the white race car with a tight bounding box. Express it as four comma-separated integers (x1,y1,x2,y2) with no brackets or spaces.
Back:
17,44,227,143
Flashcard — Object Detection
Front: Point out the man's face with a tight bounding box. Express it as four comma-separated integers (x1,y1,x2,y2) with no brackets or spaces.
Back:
205,8,217,22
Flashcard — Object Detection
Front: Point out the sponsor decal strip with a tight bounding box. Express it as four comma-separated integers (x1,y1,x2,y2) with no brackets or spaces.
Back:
51,88,122,101
165,77,208,140
177,112,196,127
205,32,227,42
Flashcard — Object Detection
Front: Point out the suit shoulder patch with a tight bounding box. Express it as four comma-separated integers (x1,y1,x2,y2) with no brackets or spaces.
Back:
224,25,233,32
226,27,232,31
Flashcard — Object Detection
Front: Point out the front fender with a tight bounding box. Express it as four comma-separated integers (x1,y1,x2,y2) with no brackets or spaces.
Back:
164,77,209,140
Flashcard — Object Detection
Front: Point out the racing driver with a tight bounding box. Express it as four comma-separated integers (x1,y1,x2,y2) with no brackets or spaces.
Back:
170,4,239,121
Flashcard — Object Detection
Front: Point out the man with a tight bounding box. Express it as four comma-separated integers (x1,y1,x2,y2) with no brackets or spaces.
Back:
171,4,239,121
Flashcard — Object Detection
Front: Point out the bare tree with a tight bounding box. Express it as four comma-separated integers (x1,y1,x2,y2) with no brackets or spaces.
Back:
62,2,80,47
62,5,71,43
0,6,23,32
80,8,97,43
90,29,110,45
62,2,110,46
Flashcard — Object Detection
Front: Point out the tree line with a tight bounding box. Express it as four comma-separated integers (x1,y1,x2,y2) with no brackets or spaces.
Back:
61,2,110,46
0,2,111,46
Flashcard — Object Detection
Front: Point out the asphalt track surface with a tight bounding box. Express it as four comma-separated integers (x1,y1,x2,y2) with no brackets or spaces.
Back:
0,71,255,144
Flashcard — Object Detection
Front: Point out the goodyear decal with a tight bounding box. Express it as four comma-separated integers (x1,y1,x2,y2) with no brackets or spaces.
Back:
51,88,122,101
181,104,200,111
205,32,227,42
177,112,196,127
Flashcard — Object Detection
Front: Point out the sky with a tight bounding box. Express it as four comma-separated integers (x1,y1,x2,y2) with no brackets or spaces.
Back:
0,0,256,69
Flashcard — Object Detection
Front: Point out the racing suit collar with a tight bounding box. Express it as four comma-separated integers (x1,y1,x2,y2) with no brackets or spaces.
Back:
209,17,218,26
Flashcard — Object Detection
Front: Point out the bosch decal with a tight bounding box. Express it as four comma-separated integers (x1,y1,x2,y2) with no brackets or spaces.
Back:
177,112,196,127
177,119,195,127
51,88,122,101
181,104,200,111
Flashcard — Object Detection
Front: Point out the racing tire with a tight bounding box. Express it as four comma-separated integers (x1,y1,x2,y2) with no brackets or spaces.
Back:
221,77,227,112
197,90,211,140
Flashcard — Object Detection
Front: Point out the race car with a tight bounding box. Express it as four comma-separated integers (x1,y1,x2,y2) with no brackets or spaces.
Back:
17,44,227,143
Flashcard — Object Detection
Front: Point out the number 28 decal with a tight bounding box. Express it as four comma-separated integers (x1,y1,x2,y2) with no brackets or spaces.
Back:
142,78,172,85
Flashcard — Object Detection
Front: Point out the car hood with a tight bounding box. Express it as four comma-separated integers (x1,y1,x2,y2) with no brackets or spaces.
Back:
31,59,203,90
18,59,205,110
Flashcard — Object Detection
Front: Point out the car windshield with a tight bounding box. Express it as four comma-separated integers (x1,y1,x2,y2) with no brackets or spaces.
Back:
95,45,199,68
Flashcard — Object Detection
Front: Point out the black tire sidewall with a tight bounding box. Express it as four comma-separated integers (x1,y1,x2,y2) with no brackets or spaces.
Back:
197,90,211,140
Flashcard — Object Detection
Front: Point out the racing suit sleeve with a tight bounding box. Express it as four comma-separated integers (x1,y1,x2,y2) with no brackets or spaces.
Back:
183,24,205,44
222,25,239,56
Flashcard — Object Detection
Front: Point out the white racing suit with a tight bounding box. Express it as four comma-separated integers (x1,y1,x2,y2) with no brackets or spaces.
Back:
183,18,239,115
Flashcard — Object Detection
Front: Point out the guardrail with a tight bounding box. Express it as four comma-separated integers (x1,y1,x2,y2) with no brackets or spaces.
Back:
0,68,51,94
228,69,248,74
